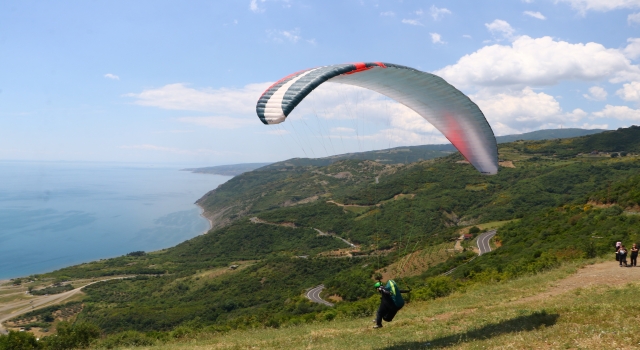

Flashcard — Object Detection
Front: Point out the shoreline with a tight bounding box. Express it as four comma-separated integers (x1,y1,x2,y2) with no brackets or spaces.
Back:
197,202,213,235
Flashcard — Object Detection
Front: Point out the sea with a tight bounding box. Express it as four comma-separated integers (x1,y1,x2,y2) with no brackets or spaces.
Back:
0,161,231,280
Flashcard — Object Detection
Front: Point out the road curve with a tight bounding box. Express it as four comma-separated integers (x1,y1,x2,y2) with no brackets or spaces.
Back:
477,229,497,255
305,285,334,307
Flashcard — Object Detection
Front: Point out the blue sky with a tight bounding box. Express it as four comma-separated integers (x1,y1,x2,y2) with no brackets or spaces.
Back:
1,0,639,165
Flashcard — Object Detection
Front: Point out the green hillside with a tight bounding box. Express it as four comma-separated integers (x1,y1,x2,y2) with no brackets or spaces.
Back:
184,128,605,177
3,126,639,349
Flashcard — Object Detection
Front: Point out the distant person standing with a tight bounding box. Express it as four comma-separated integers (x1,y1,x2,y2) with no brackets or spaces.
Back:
615,241,622,262
618,245,628,267
630,244,639,267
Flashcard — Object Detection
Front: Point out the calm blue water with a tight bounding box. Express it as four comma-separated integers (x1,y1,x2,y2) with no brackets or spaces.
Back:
0,161,231,279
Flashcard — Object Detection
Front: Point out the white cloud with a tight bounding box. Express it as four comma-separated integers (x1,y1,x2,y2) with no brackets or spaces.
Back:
126,82,269,113
465,87,610,133
579,122,610,129
380,11,395,16
630,12,640,25
263,129,289,135
430,33,445,44
435,35,640,88
176,116,257,129
401,19,423,26
624,38,640,60
593,104,640,120
485,19,515,39
583,86,608,100
331,127,355,133
104,73,120,80
523,11,546,19
472,88,563,130
556,0,640,14
250,0,265,13
430,5,451,20
463,34,472,39
617,81,640,101
268,28,302,43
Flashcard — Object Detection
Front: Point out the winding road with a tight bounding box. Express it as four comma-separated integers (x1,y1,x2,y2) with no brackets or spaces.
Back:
477,229,497,255
305,285,334,307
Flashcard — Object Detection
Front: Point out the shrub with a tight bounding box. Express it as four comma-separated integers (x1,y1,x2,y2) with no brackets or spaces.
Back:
41,322,101,350
0,331,40,350
97,331,155,349
413,276,458,301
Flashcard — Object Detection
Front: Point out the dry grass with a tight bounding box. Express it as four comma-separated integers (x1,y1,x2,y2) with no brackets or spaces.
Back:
113,259,640,349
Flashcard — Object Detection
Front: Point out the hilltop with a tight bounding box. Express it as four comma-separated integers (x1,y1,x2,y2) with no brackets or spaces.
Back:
1,126,639,349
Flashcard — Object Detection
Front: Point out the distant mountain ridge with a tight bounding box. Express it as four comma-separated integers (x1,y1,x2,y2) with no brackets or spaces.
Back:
185,128,607,175
182,163,272,176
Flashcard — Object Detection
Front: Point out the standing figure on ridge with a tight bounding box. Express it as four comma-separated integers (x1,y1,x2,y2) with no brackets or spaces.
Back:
618,245,628,267
630,243,638,267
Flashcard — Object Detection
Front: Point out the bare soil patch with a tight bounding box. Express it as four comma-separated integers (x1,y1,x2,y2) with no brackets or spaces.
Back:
517,261,640,304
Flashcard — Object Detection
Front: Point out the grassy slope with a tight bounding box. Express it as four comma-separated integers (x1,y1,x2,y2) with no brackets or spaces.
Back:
28,126,640,338
120,260,640,349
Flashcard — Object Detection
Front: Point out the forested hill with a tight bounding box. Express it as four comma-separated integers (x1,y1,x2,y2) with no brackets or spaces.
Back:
195,127,623,231
18,126,639,348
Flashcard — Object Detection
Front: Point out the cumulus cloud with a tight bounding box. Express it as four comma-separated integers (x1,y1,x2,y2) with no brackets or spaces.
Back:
583,86,608,100
104,73,120,80
380,11,395,16
430,33,445,44
593,104,640,120
401,19,423,26
524,11,546,19
177,116,257,129
630,12,640,25
126,82,269,114
430,5,451,20
556,0,640,14
435,35,640,88
624,38,640,60
249,0,265,13
617,81,640,101
464,87,617,134
485,19,515,39
471,88,563,131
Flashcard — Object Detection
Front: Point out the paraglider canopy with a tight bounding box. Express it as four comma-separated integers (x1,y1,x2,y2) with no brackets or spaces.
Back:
256,62,498,175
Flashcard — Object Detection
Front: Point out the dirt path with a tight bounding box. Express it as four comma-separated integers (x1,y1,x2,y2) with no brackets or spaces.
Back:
517,261,640,304
0,277,131,335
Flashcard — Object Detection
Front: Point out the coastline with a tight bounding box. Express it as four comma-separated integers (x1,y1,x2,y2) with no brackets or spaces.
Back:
197,202,213,235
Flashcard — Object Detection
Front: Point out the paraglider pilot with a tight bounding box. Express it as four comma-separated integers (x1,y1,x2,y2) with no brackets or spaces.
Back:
373,280,410,329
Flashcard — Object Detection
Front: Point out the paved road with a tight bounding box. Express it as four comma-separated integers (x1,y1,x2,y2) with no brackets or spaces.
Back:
305,285,334,307
0,277,131,335
477,229,497,255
